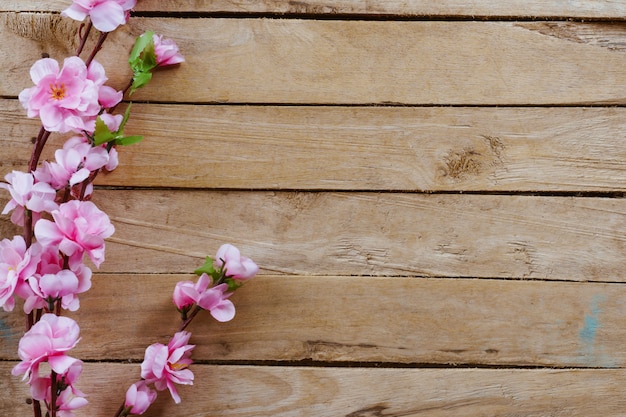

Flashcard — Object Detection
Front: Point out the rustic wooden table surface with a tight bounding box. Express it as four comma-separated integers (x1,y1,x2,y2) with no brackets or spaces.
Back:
2,1,626,415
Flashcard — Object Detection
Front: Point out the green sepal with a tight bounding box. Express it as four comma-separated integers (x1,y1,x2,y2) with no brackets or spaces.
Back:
224,277,244,292
93,116,117,146
129,71,153,96
194,256,217,277
129,31,157,70
117,135,144,146
129,31,158,95
92,103,143,147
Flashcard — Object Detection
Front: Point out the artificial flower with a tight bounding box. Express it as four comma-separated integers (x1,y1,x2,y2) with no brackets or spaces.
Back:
26,269,81,312
0,236,41,311
0,170,58,226
18,57,102,133
12,314,81,383
196,280,235,322
34,200,114,268
35,135,115,191
125,381,157,415
153,33,185,67
214,244,259,281
140,331,195,404
173,274,235,322
172,280,197,311
62,0,137,32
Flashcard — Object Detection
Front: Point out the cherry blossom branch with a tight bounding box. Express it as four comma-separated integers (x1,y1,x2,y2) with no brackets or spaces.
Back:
3,3,192,417
85,31,109,68
75,21,93,57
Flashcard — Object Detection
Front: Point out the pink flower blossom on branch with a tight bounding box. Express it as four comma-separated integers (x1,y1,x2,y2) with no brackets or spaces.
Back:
173,274,235,322
214,243,259,281
153,34,185,67
19,57,98,133
0,170,58,227
0,236,41,312
34,200,114,268
35,135,117,191
11,314,81,383
62,0,137,32
26,269,82,312
18,57,122,134
30,360,88,416
125,381,157,415
141,331,195,404
196,279,235,322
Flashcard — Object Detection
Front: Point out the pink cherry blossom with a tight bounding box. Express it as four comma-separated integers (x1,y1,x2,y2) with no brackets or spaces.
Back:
153,34,185,67
125,381,157,415
26,269,82,312
86,59,124,110
172,274,235,322
141,331,195,404
34,200,114,268
18,57,102,133
35,135,115,191
196,279,235,322
29,360,87,417
214,244,259,281
172,280,197,311
62,0,137,32
30,366,88,417
12,314,81,383
0,236,41,312
0,170,58,226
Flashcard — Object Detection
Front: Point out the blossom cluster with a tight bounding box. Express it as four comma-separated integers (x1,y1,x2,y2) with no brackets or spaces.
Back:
0,1,258,416
123,246,258,414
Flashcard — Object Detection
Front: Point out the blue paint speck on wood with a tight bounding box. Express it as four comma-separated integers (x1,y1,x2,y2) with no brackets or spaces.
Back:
578,295,615,367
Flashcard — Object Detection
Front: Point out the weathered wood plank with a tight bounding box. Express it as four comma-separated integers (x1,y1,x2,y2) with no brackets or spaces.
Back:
80,191,626,281
5,100,626,192
3,16,626,105
4,191,625,281
4,191,626,281
5,0,626,18
1,275,623,367
2,362,626,416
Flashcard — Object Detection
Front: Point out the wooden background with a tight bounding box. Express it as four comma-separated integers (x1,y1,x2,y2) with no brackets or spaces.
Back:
2,1,626,415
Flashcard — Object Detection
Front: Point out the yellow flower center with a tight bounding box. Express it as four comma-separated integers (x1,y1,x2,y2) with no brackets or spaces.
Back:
169,362,188,371
49,82,66,100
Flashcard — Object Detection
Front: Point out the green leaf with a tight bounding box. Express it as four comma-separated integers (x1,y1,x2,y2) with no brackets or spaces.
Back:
225,278,243,292
93,116,116,146
194,257,216,277
119,102,133,131
129,31,155,69
129,71,153,96
129,31,158,96
116,135,143,146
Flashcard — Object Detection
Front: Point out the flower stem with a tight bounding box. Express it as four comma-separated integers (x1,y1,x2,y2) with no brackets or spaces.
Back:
28,127,51,173
85,32,109,68
32,399,42,417
179,305,202,332
76,21,93,57
50,370,58,417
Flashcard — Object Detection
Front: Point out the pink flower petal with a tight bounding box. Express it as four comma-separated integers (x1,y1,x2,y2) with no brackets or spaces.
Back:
48,354,79,375
210,299,236,322
90,2,126,32
30,58,59,84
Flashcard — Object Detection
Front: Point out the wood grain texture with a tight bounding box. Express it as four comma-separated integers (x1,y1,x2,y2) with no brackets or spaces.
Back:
77,191,626,281
0,275,623,368
2,362,626,416
5,100,626,192
3,15,626,105
5,0,626,18
3,191,624,281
